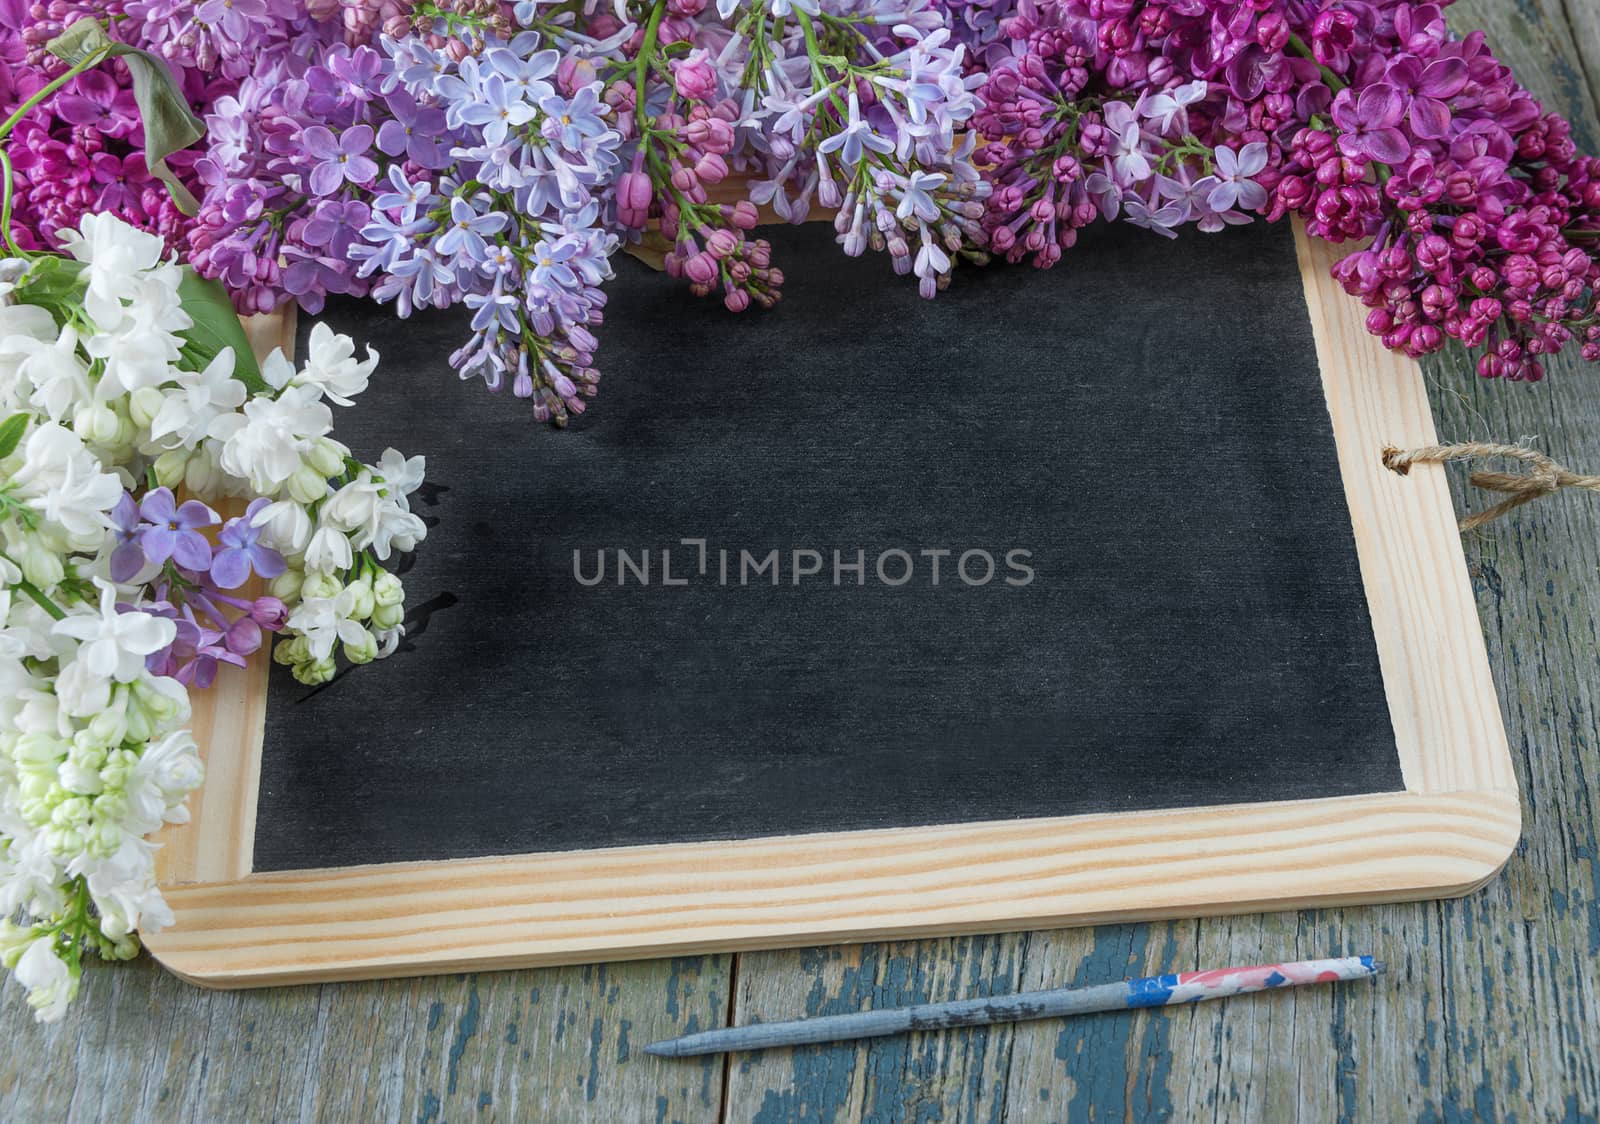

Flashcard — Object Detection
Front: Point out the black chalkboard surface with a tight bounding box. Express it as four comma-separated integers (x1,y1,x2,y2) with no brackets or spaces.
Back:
251,220,1402,872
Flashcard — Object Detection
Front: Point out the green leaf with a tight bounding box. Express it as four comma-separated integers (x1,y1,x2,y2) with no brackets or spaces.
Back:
177,269,270,396
16,256,86,306
47,20,205,215
43,16,112,64
0,413,29,460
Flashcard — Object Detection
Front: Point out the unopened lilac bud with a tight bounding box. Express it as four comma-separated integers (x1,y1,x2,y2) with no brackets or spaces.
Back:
616,170,654,227
695,152,728,183
287,464,327,504
184,450,220,496
110,934,141,960
152,448,189,487
343,628,379,666
724,288,750,312
16,538,63,589
308,438,346,477
251,597,289,630
371,571,404,607
671,52,718,102
270,569,304,603
685,251,718,285
302,572,342,601
292,656,337,685
73,402,120,446
345,576,376,620
371,601,404,631
706,228,738,258
557,55,597,95
128,386,164,429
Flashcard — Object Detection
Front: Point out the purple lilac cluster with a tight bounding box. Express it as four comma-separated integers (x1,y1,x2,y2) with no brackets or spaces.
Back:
972,0,1600,380
0,0,211,251
107,489,289,689
186,38,393,316
189,4,628,423
0,0,407,253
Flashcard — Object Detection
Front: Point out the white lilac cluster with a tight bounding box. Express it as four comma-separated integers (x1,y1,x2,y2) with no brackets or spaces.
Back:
0,213,424,1021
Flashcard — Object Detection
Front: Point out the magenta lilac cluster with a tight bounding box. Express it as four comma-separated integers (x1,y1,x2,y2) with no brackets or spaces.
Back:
107,489,288,689
4,1,1598,412
971,0,1599,380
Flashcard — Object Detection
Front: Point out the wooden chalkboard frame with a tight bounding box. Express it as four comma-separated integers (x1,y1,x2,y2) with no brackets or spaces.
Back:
143,223,1518,989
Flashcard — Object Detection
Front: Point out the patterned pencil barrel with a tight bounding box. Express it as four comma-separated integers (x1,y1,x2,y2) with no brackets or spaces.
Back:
644,957,1384,1058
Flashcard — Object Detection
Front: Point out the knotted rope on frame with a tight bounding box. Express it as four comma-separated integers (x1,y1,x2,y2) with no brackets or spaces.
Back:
1382,442,1600,532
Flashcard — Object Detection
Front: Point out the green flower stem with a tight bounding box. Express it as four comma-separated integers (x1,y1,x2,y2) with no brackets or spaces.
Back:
795,9,845,113
0,43,112,258
0,149,19,256
0,548,68,621
1285,33,1346,94
634,0,668,136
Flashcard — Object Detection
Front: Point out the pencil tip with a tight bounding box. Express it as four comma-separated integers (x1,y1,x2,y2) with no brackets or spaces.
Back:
643,1042,673,1057
1370,961,1388,975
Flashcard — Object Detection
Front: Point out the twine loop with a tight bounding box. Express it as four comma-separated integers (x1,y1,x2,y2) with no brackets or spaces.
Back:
1381,442,1600,531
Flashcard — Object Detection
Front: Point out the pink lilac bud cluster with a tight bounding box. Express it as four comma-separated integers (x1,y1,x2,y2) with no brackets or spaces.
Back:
607,49,783,313
706,5,992,299
971,0,1599,380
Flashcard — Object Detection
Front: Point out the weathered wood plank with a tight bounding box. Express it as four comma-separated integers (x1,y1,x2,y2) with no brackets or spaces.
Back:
725,937,1026,1121
0,954,732,1121
1559,0,1600,122
722,3,1600,1121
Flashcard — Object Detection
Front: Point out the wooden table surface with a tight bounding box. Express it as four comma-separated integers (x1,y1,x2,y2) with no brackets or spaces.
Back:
6,4,1599,1120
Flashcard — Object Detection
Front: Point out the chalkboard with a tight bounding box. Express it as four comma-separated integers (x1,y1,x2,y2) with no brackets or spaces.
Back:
145,222,1517,990
253,221,1399,871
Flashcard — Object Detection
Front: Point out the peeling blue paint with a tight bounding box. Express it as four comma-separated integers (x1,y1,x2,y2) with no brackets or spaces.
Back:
446,980,481,1097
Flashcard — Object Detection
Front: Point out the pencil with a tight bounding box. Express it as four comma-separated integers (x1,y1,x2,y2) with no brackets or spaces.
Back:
643,956,1383,1058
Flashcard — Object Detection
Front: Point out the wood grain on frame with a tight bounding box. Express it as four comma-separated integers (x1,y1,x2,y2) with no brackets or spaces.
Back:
154,310,293,886
147,222,1518,988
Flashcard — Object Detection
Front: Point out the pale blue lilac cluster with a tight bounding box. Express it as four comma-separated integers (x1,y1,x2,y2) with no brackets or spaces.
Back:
689,3,992,299
360,27,625,422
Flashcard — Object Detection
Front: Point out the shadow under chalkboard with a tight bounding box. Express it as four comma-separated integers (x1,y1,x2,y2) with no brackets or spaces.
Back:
252,220,1401,872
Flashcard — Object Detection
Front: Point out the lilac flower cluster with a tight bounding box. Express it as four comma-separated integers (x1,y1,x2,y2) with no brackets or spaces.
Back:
1280,17,1600,378
693,4,992,299
361,26,625,422
973,0,1600,380
20,0,1585,427
0,0,219,252
106,489,288,689
188,3,629,423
